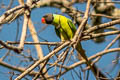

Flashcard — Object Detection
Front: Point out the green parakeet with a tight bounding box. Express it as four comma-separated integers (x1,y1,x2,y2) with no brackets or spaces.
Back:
41,14,85,55
41,14,98,78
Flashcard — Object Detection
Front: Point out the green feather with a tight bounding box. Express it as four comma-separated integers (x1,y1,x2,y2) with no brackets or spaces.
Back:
52,14,75,41
67,19,76,34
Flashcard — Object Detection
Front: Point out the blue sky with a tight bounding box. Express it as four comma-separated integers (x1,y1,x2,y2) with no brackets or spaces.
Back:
0,0,120,80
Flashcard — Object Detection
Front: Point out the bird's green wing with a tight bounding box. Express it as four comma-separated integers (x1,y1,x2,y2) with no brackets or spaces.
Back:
55,27,61,39
67,19,76,33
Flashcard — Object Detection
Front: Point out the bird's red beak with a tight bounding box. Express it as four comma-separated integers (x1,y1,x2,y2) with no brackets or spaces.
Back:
41,18,46,24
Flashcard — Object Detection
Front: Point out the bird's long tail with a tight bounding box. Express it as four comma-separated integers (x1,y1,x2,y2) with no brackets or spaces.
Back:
76,42,107,79
76,42,97,79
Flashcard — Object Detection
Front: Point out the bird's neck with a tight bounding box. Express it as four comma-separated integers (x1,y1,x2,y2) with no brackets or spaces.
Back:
52,14,61,26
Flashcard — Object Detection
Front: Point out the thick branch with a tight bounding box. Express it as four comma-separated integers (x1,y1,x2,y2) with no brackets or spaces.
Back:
14,41,70,80
83,19,120,35
82,30,120,40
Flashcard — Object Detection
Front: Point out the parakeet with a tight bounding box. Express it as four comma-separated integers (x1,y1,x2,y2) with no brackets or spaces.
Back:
41,13,98,78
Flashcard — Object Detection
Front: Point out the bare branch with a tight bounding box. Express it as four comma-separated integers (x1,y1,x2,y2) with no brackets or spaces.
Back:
0,59,38,76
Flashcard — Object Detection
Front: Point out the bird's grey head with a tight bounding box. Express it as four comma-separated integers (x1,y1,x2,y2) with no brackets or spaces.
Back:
42,13,54,24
